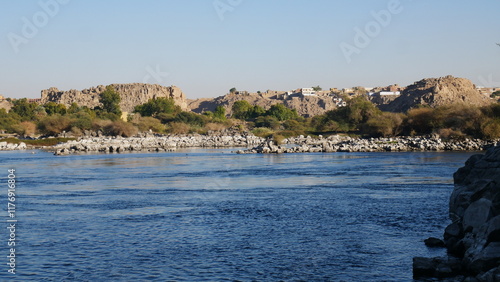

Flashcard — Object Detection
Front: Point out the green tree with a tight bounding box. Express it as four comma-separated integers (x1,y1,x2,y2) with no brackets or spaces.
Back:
312,85,322,91
266,104,299,121
11,98,38,121
134,97,181,117
325,96,381,131
44,102,67,115
232,100,253,120
0,109,21,133
68,102,80,114
214,106,226,121
255,116,280,130
174,111,206,127
229,87,237,94
99,85,122,116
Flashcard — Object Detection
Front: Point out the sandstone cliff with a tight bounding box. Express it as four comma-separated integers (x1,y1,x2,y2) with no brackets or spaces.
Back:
414,145,500,280
188,92,339,117
41,83,188,113
382,76,492,112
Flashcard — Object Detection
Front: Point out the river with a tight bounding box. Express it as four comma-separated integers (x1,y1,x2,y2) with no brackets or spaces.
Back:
0,149,477,281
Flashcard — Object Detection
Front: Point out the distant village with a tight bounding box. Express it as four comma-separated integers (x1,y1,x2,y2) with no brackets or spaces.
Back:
231,84,500,108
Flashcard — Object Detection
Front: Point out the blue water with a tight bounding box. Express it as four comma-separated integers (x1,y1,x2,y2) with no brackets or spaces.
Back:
0,149,477,281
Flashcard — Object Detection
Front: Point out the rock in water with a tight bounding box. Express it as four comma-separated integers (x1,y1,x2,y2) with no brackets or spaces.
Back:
414,145,500,279
424,237,445,248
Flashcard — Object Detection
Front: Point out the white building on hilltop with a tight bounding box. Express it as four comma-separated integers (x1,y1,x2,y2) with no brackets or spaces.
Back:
300,88,316,96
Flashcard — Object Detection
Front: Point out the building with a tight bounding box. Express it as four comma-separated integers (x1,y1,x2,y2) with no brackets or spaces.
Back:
300,88,316,96
379,91,401,96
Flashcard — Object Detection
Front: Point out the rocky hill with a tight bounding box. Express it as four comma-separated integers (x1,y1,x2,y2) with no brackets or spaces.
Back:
381,76,492,112
188,92,340,117
41,83,188,113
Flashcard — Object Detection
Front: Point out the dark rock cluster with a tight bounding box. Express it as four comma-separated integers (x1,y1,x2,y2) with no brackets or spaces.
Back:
413,145,500,281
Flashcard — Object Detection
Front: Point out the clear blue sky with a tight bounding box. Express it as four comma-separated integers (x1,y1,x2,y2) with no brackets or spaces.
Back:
1,0,499,99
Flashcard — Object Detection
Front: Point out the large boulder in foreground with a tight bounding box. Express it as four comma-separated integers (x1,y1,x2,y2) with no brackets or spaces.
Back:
414,145,500,280
384,75,491,112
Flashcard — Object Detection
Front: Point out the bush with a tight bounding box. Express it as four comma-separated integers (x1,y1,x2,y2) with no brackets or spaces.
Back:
167,122,191,134
37,114,72,135
205,122,226,132
283,120,305,131
92,119,113,132
134,97,181,117
481,118,500,139
0,109,21,133
133,116,165,133
364,112,404,137
70,112,94,130
174,112,206,127
44,102,67,115
272,134,285,145
437,128,465,139
252,127,274,138
156,112,177,124
11,98,38,121
266,104,299,121
103,120,138,137
406,107,435,135
11,121,37,136
255,116,280,130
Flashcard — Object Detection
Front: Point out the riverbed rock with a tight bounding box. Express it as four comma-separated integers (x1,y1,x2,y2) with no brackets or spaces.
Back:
240,135,497,154
52,134,266,155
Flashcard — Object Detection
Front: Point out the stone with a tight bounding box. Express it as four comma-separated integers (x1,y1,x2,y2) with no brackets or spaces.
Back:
425,237,446,248
463,199,492,233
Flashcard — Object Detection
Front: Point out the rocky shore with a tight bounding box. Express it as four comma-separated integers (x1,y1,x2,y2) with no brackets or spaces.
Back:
236,135,498,154
52,134,263,155
413,145,500,280
2,134,498,156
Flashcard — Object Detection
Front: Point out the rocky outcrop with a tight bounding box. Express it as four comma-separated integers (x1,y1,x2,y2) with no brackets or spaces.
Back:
382,76,492,112
237,135,497,154
52,134,264,155
188,92,340,117
41,83,188,112
413,145,500,280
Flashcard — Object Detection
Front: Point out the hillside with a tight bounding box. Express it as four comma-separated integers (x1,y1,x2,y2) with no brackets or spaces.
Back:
41,83,188,113
381,76,491,112
188,92,340,117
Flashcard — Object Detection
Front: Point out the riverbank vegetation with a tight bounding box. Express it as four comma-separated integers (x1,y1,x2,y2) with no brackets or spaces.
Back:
1,89,500,142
